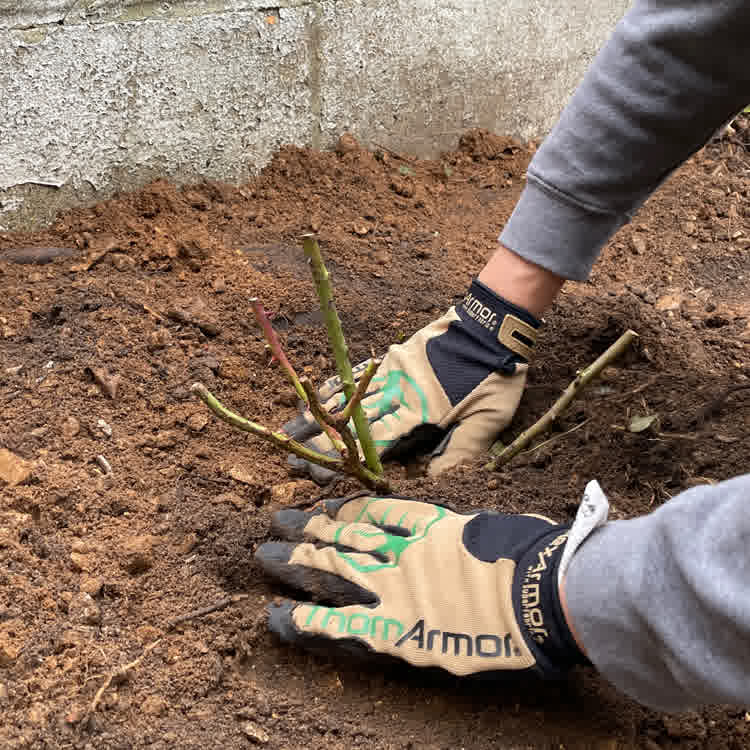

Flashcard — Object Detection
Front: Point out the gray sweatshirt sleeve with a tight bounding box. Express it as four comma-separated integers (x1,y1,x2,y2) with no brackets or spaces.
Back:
500,0,750,280
566,474,750,712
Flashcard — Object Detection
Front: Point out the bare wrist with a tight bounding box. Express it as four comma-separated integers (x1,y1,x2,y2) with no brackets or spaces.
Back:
478,244,564,317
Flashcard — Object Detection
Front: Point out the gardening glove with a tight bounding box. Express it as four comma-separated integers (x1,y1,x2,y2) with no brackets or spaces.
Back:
282,279,539,482
255,482,610,677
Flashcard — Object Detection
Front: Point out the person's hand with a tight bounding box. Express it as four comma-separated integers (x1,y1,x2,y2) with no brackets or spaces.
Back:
255,491,590,678
282,279,540,482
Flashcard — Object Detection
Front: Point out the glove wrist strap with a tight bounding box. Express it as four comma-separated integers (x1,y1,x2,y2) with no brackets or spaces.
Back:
457,279,540,361
513,527,589,677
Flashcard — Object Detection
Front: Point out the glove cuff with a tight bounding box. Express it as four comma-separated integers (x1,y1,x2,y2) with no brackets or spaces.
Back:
513,526,589,677
457,279,540,361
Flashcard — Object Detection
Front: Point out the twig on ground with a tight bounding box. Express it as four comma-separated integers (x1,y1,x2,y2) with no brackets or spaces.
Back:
622,374,659,397
520,418,591,457
302,234,384,477
167,594,249,631
372,142,417,164
80,640,161,729
486,330,639,470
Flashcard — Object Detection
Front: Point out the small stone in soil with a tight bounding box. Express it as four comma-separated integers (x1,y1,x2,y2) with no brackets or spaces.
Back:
80,576,104,597
142,695,169,716
70,552,95,572
271,480,316,505
62,416,80,438
147,328,172,350
629,235,648,255
241,721,270,745
0,448,33,486
95,455,113,475
229,466,258,485
110,253,136,271
655,293,683,312
120,535,159,574
97,418,113,437
187,413,209,432
86,366,122,400
68,592,101,626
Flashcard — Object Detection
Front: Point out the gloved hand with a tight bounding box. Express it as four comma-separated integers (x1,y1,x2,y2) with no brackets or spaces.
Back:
282,279,540,482
255,489,600,678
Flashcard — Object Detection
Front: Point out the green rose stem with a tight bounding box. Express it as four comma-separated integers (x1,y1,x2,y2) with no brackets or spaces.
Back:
190,383,389,491
302,234,384,477
486,329,639,470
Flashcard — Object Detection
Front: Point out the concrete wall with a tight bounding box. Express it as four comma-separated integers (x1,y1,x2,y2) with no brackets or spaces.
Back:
0,0,628,230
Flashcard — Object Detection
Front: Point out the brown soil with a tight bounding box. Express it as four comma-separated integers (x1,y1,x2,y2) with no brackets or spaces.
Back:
1,121,749,750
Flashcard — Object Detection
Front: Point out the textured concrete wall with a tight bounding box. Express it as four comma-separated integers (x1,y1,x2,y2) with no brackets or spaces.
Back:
0,0,628,230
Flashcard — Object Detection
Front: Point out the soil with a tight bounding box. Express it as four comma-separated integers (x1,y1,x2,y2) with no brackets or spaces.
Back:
1,120,749,750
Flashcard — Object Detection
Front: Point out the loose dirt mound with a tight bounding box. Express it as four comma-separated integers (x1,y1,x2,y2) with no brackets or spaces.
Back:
0,124,748,749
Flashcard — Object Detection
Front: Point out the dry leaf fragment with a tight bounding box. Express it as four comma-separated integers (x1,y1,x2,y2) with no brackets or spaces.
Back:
629,414,659,433
86,366,122,400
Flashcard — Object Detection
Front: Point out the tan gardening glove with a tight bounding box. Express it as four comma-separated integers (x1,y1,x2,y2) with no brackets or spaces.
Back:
256,490,598,678
282,279,539,482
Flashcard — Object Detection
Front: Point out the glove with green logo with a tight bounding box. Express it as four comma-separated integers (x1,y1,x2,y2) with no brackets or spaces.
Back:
255,486,609,678
282,279,540,482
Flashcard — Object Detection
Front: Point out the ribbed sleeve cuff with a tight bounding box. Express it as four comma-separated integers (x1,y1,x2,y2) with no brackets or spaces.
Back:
565,519,687,713
499,177,628,281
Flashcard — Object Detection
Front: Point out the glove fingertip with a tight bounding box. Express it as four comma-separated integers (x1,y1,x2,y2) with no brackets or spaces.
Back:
255,540,294,569
286,453,306,474
267,599,301,643
271,508,322,539
308,462,340,486
281,413,321,442
286,455,340,485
